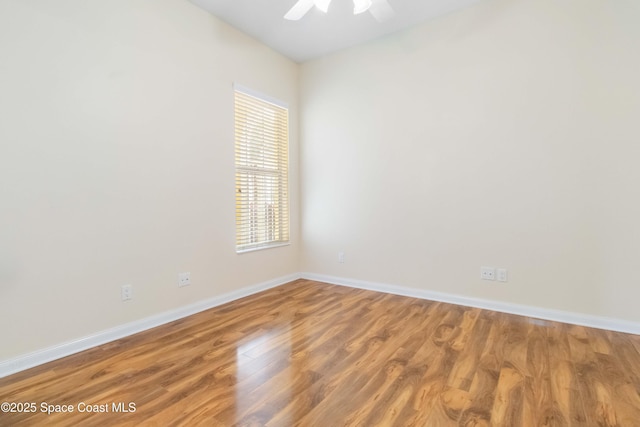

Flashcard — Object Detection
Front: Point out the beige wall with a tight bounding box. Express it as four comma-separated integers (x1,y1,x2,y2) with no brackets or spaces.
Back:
300,0,640,322
0,0,299,360
3,0,639,364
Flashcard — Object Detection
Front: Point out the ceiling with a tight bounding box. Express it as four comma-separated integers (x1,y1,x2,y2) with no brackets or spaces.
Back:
189,0,482,63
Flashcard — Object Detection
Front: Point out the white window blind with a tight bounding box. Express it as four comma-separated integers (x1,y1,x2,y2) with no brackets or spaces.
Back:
234,85,289,252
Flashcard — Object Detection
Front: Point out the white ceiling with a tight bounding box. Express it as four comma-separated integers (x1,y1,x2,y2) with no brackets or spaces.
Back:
189,0,482,63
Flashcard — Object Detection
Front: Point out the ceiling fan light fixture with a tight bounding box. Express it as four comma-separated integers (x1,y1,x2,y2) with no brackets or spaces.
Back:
353,0,373,15
284,0,393,21
314,0,332,13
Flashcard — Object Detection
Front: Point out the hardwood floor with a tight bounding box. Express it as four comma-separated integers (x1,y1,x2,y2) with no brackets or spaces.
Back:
2,279,640,426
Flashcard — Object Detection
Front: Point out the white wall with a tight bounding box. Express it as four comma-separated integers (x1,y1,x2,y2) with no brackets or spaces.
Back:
2,0,639,367
300,0,640,322
0,0,299,360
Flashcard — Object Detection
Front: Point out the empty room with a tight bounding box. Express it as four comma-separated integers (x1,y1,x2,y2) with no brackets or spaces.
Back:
1,0,639,425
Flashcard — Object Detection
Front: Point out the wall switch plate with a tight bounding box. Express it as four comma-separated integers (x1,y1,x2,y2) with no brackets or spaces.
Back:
121,284,132,301
178,272,191,287
338,252,345,263
480,267,496,281
497,268,508,282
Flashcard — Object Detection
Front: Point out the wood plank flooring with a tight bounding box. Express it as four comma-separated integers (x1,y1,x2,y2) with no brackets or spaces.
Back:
2,279,640,426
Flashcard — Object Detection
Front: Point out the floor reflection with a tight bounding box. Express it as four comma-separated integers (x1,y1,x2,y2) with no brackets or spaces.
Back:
235,326,292,424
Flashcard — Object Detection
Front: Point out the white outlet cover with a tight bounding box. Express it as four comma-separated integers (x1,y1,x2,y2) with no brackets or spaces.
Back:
121,284,132,301
497,268,508,282
480,267,496,281
178,272,191,287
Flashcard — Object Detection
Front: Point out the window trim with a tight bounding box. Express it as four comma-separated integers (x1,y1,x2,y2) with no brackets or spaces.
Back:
233,83,290,253
233,83,288,109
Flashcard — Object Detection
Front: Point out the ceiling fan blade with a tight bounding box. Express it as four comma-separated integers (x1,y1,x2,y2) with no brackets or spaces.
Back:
353,0,372,15
314,0,332,14
284,0,315,20
369,0,395,22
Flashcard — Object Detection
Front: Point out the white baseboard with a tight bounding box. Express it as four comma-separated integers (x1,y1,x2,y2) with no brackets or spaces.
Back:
4,271,638,379
301,272,640,336
0,273,302,379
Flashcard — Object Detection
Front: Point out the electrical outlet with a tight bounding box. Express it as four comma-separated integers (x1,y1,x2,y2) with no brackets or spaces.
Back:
480,267,496,281
338,252,345,263
497,268,508,282
178,272,191,287
121,284,132,301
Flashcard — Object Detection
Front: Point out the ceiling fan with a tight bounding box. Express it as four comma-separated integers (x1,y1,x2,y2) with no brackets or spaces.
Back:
284,0,395,22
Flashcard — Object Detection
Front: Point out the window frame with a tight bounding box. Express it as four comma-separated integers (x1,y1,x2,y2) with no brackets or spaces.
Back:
233,83,290,253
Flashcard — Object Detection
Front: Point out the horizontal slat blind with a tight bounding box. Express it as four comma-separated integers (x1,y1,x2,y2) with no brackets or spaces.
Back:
235,89,289,252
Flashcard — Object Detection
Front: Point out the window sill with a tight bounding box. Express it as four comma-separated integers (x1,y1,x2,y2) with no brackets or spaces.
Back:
236,242,290,254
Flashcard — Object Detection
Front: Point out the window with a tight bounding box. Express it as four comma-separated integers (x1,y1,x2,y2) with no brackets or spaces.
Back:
234,84,289,252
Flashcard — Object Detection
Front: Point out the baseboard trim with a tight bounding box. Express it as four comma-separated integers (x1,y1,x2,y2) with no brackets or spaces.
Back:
301,272,640,335
0,273,302,379
4,271,638,379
